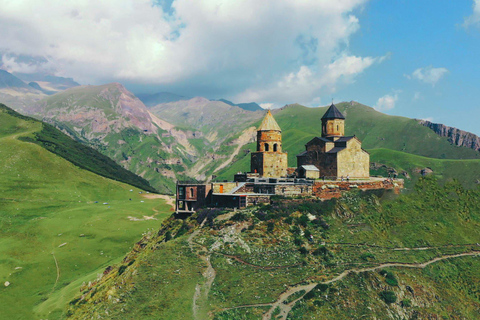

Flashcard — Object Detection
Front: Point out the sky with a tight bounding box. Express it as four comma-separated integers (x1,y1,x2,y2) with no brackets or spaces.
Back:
0,0,479,135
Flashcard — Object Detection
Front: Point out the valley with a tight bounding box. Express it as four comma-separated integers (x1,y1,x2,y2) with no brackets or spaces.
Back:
0,105,172,319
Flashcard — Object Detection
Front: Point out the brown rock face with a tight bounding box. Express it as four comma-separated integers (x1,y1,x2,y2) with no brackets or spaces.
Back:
418,120,480,152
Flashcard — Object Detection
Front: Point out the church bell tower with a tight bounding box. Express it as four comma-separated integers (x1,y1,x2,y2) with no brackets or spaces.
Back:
321,103,345,138
250,110,288,177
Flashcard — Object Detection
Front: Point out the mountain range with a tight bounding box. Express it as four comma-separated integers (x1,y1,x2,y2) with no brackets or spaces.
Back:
3,79,480,193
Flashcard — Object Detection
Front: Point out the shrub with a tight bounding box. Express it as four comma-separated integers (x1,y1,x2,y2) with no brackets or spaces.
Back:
299,247,308,255
165,231,172,242
231,212,248,222
401,299,412,308
294,237,303,246
380,291,397,304
290,225,301,235
304,229,312,239
296,215,309,227
385,272,398,286
118,265,128,275
360,252,375,261
267,221,275,233
284,216,293,224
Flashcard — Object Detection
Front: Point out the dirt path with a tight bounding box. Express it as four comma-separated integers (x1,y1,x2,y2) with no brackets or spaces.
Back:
188,220,217,320
141,193,175,210
219,250,480,320
49,253,60,295
211,126,256,176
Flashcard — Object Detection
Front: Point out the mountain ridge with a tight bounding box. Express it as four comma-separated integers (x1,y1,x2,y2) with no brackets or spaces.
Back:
418,119,480,152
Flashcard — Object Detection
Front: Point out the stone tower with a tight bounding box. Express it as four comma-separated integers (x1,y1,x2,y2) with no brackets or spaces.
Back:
321,103,345,138
250,110,288,177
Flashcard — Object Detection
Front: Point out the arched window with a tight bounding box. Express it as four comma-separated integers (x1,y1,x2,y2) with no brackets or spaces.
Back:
273,143,278,152
190,188,194,198
265,143,269,151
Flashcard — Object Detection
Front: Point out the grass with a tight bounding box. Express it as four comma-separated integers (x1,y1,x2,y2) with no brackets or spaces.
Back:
0,105,172,319
68,177,480,319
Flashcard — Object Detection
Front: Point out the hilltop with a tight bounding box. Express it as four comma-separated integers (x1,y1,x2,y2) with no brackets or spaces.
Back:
21,87,480,193
67,177,480,319
0,104,172,319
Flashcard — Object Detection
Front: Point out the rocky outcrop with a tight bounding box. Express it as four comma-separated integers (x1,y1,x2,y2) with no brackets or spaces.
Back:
418,120,480,152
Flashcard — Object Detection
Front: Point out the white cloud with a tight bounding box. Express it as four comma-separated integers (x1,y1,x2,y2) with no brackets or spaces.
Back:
259,103,274,110
464,0,480,28
374,93,398,111
0,0,377,103
235,53,386,106
410,66,448,86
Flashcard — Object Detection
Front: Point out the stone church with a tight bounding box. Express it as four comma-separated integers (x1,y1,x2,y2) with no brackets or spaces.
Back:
296,103,370,179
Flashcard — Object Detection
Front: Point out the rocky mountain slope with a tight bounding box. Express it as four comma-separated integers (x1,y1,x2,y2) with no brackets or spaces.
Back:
31,84,260,193
67,178,480,319
419,119,480,152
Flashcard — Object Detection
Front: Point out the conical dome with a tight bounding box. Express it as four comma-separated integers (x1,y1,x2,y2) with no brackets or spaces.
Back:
258,110,281,131
321,103,345,120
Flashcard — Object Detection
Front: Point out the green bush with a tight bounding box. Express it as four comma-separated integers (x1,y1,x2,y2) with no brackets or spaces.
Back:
231,212,248,222
299,247,308,255
267,221,275,233
380,291,397,304
401,299,412,307
118,265,128,275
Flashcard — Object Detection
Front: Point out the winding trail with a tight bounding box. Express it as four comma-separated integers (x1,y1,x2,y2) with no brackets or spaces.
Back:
219,250,480,320
188,220,217,320
49,253,60,295
217,253,301,270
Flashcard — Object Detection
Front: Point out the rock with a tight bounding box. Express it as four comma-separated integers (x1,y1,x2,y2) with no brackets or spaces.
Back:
420,167,434,176
418,119,480,152
4,281,10,287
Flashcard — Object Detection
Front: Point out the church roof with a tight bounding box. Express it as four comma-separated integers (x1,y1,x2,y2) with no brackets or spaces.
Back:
300,165,320,171
321,103,345,120
258,110,281,131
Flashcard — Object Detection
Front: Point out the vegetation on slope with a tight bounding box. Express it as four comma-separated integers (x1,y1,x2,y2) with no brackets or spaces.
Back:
0,104,155,192
0,104,172,319
67,177,480,319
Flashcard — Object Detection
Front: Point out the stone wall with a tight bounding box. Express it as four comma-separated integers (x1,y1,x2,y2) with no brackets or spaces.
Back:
246,195,271,206
211,182,238,194
313,179,404,199
274,184,313,197
251,151,288,177
336,139,370,178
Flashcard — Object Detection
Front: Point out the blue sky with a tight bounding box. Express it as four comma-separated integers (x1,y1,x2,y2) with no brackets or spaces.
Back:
336,0,480,134
0,0,479,134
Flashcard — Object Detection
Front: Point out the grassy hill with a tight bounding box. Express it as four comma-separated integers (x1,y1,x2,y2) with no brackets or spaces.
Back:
67,177,480,319
0,104,172,319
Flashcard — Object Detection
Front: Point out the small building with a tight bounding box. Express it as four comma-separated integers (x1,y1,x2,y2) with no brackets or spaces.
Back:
297,103,370,179
175,182,211,213
298,165,320,179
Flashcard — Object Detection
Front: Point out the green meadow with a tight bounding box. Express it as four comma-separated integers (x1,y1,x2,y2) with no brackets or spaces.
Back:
0,105,172,319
